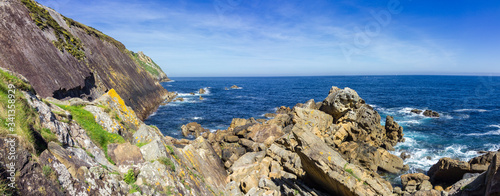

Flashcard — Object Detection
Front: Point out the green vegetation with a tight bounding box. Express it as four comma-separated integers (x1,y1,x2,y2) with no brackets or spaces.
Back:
129,51,161,78
129,184,141,194
21,0,85,61
85,150,95,159
55,104,125,163
63,17,126,53
158,157,176,172
461,185,471,191
0,179,15,196
135,142,149,148
344,163,361,181
124,169,136,184
166,145,179,160
0,69,48,154
42,165,52,177
41,128,58,143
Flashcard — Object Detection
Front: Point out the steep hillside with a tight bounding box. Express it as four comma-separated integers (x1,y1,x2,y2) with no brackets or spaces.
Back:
0,0,168,120
130,51,170,82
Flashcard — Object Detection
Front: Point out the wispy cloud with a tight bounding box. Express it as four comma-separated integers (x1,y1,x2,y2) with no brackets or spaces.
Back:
37,0,499,76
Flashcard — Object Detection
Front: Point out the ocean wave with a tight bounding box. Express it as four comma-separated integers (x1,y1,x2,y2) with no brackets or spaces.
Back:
398,120,421,125
454,109,489,113
166,80,175,83
394,138,479,171
192,117,203,120
484,143,500,151
465,125,500,136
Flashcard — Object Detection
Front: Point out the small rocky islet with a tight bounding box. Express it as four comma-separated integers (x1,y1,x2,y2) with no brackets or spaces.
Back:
0,0,499,195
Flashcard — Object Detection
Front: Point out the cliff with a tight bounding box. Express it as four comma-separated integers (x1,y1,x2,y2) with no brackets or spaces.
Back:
129,51,171,82
0,0,168,120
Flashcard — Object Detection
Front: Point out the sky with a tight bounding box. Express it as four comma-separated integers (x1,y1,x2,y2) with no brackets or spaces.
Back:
38,0,500,77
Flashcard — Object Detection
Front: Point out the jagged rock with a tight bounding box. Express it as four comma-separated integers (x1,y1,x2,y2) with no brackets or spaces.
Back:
401,173,431,194
24,92,75,146
319,86,365,120
266,144,304,177
139,139,168,161
181,122,209,138
47,142,93,180
428,157,483,185
469,151,496,172
338,141,405,173
181,137,228,189
486,152,500,196
400,151,411,160
199,88,206,94
133,124,163,144
264,113,277,118
265,113,292,128
247,124,283,144
231,85,240,89
107,142,144,165
411,109,423,114
423,110,440,118
229,118,250,131
385,116,405,147
295,99,318,110
291,125,394,196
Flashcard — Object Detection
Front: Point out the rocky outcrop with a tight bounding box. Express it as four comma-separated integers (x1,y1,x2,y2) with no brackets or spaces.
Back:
428,156,491,186
181,122,209,138
0,0,168,120
400,173,432,195
423,110,440,118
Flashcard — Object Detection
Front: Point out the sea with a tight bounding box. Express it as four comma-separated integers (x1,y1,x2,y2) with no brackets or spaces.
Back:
145,76,500,173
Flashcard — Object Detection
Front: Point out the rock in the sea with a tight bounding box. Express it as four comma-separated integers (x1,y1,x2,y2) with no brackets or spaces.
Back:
231,85,240,89
411,109,423,114
181,122,209,138
385,115,405,147
199,88,206,94
423,110,440,117
199,95,204,100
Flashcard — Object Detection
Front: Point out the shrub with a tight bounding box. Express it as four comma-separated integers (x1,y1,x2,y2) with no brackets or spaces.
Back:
42,165,52,176
158,157,176,172
124,169,136,184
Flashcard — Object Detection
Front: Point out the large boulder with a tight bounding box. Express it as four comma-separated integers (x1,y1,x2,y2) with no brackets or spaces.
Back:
247,124,284,144
139,139,168,161
181,122,209,138
290,125,394,196
107,142,144,165
400,173,431,194
428,157,471,185
319,86,365,120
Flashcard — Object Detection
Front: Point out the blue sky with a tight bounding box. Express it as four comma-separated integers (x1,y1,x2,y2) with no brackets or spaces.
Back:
38,0,500,77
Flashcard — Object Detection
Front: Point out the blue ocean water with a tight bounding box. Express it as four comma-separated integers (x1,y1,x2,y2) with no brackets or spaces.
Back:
145,76,500,171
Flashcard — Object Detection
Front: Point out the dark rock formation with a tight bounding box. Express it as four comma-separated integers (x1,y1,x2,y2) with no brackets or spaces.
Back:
0,0,168,120
423,110,440,118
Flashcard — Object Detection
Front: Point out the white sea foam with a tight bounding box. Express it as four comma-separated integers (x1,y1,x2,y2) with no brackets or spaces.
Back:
454,109,489,113
465,125,500,136
166,80,175,83
394,137,479,172
192,117,203,120
485,143,500,151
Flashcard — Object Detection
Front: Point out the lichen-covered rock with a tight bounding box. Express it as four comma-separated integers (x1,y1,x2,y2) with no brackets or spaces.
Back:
139,139,168,161
85,105,123,134
247,124,284,144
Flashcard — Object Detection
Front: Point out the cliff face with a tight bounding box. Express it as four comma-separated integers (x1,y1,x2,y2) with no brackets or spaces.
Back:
0,0,167,120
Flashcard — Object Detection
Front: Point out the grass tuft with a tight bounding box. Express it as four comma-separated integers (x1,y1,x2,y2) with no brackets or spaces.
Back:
55,104,125,163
